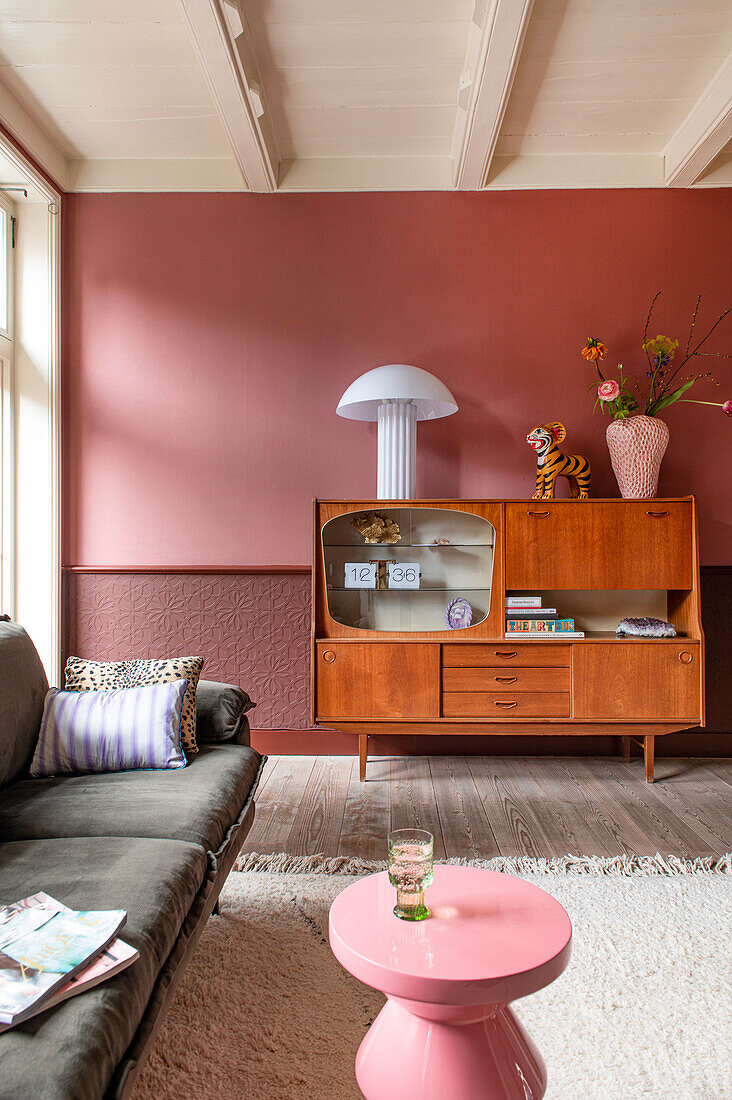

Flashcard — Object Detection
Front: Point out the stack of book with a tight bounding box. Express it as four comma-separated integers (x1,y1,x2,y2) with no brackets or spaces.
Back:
505,596,585,638
0,892,139,1032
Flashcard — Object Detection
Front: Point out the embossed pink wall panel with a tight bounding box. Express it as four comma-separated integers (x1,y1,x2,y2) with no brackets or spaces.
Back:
63,572,313,729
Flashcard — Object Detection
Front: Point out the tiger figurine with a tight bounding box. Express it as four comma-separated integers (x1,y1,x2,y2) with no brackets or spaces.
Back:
527,422,591,499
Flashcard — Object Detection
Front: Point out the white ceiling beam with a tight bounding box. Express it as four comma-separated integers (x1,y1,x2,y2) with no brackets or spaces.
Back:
663,54,732,188
453,0,535,190
177,0,278,192
0,79,68,192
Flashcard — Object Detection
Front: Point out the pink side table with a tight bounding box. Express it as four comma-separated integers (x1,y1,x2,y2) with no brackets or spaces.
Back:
329,865,572,1100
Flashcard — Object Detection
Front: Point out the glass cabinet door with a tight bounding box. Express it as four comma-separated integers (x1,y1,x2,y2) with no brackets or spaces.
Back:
321,507,495,632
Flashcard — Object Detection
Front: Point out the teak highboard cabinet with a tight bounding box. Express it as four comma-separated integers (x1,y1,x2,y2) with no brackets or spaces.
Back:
311,498,705,782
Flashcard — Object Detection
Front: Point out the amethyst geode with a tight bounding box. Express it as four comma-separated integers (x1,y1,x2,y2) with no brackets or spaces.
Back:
445,597,473,630
616,617,676,638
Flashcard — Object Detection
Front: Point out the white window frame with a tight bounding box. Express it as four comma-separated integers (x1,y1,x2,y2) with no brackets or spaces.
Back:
0,191,14,618
0,142,61,683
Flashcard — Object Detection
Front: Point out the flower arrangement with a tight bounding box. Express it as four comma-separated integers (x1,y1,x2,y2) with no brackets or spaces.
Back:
583,293,730,421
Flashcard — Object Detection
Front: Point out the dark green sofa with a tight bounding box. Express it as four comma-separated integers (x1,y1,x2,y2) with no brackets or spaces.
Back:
0,621,265,1099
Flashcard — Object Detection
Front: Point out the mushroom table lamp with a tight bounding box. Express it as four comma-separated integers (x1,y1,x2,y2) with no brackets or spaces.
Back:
336,364,458,499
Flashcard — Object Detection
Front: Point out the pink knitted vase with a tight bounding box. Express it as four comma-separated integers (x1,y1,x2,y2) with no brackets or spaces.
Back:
606,415,669,499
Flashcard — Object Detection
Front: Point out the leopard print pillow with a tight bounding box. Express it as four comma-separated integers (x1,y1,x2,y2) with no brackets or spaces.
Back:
64,655,205,757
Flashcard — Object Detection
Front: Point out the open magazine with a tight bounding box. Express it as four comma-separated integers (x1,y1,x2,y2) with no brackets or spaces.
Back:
0,892,136,1029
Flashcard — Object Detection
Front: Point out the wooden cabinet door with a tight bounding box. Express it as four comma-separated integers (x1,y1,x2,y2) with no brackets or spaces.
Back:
315,643,440,719
573,643,701,720
505,501,692,590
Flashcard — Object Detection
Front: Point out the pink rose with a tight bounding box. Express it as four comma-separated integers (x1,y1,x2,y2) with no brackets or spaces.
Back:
598,380,620,402
723,400,732,417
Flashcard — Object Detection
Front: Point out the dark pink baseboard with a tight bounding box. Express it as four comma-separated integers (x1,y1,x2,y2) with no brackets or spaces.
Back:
250,729,730,759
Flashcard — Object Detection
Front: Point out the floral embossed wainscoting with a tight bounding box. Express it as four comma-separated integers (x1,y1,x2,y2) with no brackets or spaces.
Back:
62,566,729,750
62,570,312,729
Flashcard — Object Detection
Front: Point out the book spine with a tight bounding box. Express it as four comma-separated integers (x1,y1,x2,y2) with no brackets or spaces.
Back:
506,619,575,633
503,608,557,616
505,596,541,607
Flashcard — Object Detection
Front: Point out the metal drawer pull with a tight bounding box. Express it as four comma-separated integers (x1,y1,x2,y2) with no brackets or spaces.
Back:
323,650,336,663
679,651,693,664
646,510,669,518
527,510,550,517
495,700,518,709
494,651,518,659
495,676,518,684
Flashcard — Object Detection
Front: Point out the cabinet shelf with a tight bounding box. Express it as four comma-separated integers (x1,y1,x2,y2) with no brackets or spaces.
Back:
328,586,493,593
324,543,494,549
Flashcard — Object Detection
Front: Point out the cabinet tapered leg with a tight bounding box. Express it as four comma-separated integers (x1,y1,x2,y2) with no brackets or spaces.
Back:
644,735,655,783
359,734,368,782
622,735,631,763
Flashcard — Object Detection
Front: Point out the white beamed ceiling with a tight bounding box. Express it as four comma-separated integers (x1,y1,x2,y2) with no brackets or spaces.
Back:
0,0,729,192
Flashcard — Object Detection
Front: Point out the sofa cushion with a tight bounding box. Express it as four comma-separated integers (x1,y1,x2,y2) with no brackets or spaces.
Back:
30,681,188,778
0,744,262,854
0,835,207,1100
65,655,204,758
0,622,49,788
195,679,255,744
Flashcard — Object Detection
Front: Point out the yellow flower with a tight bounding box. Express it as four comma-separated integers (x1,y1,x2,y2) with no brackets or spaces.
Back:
642,334,678,359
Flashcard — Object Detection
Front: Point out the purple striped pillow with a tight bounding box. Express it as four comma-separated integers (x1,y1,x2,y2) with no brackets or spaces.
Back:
30,680,189,777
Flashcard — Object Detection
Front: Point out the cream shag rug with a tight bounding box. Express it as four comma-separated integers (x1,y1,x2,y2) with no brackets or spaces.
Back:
134,854,731,1100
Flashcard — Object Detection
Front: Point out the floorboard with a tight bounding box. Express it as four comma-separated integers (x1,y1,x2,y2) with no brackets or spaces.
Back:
240,756,732,861
389,755,446,859
284,755,351,857
243,756,315,854
338,758,391,861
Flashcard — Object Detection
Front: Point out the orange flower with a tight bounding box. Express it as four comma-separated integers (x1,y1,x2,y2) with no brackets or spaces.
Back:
582,338,607,362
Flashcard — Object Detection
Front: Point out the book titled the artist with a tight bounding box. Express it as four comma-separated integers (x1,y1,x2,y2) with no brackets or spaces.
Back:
506,618,575,633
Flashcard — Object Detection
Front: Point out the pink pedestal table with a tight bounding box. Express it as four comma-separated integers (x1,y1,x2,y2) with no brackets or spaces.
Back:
329,865,572,1100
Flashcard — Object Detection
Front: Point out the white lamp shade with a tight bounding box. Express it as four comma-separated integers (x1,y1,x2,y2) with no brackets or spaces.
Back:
336,364,458,422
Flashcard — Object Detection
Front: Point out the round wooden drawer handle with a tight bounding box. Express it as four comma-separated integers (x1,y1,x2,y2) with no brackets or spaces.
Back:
679,651,693,664
495,676,518,684
495,700,518,709
646,510,669,518
323,650,336,663
494,651,518,659
527,510,550,517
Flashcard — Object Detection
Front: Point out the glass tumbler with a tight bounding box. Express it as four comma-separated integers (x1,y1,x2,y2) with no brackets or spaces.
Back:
387,829,434,921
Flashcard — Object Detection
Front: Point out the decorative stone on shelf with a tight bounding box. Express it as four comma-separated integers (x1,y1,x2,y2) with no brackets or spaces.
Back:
616,616,676,638
445,596,473,629
351,512,401,544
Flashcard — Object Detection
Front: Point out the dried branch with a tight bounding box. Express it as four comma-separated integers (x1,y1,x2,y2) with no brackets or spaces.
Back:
665,306,731,388
685,294,701,357
642,291,661,346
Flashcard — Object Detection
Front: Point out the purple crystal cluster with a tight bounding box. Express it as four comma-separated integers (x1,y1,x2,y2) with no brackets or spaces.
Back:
445,597,473,630
616,617,676,638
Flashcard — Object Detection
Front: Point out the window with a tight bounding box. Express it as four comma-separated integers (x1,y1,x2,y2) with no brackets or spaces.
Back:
0,193,14,616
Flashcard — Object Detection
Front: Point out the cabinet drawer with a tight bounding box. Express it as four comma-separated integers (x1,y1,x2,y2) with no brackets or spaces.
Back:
443,643,570,668
442,666,570,692
442,692,570,718
505,501,692,590
573,642,701,720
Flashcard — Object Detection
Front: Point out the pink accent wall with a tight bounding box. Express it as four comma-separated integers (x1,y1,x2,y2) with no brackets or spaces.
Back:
63,191,732,567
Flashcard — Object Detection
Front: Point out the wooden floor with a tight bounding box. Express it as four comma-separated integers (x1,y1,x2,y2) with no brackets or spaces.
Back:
241,755,732,861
